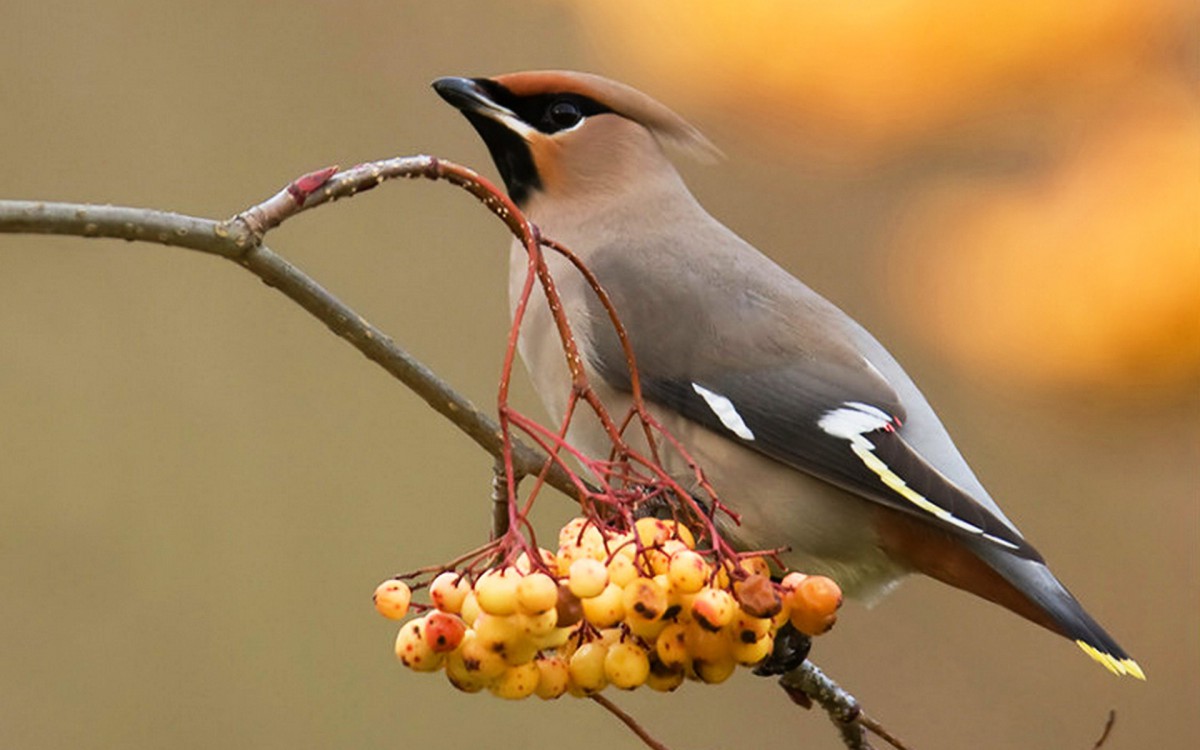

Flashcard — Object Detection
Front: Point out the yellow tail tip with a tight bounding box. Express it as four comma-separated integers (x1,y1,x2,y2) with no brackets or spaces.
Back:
1075,640,1146,680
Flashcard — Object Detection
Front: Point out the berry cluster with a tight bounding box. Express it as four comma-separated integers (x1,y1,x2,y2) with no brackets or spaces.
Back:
374,516,843,699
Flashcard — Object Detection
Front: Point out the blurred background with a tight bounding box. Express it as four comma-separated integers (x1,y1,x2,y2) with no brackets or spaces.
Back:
1,1,1196,748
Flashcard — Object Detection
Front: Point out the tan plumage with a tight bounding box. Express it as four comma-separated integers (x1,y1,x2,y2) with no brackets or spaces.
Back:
433,70,1142,678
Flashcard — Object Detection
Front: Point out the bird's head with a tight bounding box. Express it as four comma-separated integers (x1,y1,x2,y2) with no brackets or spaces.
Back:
432,70,720,208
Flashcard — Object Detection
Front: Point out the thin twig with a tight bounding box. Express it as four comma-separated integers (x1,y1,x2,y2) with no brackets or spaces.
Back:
1091,710,1116,749
860,711,913,750
589,694,671,750
491,460,510,541
779,663,914,749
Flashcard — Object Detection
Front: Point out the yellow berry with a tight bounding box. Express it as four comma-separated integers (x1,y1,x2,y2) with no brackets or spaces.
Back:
514,547,558,575
475,568,520,616
606,553,638,588
737,556,772,579
472,613,521,660
691,588,735,631
581,583,625,628
568,558,609,599
626,613,669,641
516,608,559,638
730,607,772,645
604,641,651,690
516,572,560,614
532,625,573,651
692,654,737,684
684,620,732,663
457,629,509,681
460,590,481,627
568,641,609,695
558,517,591,548
731,632,773,666
373,580,412,620
429,572,470,614
622,577,669,623
667,550,709,594
646,658,686,692
489,661,540,700
534,655,570,699
394,618,444,673
445,641,492,693
655,622,689,668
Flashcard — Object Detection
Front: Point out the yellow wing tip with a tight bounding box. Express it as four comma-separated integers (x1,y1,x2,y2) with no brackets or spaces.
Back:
1075,640,1146,680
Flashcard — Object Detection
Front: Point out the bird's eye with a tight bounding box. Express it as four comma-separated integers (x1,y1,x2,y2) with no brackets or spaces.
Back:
546,100,584,130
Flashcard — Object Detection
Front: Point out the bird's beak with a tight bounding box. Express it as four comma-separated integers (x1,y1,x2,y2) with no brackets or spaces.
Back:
432,76,534,139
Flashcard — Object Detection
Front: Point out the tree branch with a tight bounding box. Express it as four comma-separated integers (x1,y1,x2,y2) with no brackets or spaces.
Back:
0,161,579,500
0,157,912,749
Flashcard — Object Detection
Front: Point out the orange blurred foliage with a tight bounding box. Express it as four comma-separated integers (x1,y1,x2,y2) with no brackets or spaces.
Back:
891,85,1199,391
557,0,1199,392
558,0,1191,159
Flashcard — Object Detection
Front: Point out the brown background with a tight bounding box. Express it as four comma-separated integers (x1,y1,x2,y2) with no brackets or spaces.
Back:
1,2,1196,748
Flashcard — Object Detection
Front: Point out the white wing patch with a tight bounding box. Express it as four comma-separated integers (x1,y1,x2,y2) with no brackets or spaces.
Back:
691,383,756,441
818,403,1019,550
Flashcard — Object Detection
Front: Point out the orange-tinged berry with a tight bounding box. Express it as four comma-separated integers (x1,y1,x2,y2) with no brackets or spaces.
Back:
423,611,467,653
788,575,843,636
373,580,412,620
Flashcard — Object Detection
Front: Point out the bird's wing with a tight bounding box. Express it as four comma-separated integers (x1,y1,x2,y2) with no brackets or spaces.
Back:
583,241,1038,559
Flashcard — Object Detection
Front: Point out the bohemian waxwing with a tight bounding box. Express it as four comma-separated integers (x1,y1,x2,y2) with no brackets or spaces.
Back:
432,70,1142,678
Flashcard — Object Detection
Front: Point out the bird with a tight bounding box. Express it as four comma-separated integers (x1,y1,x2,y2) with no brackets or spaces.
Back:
432,70,1143,679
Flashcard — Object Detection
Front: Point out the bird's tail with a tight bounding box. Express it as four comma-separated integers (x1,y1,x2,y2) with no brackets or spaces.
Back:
973,544,1145,679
